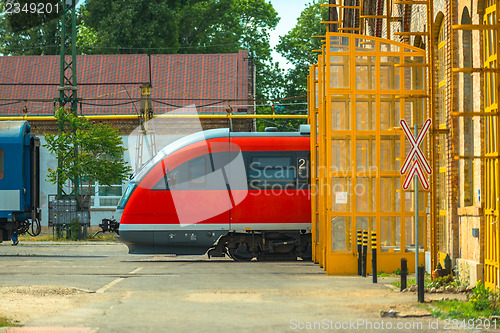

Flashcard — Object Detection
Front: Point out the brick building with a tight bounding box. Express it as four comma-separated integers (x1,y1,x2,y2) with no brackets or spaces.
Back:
406,0,486,287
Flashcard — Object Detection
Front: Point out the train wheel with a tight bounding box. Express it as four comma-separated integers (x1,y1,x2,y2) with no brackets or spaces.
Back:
227,244,255,262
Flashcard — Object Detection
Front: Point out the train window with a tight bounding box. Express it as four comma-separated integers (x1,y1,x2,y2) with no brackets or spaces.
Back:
152,160,170,190
153,155,211,190
189,157,207,186
252,156,292,168
0,149,3,179
248,155,296,189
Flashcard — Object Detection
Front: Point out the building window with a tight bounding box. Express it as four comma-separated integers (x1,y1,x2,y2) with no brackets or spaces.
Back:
82,183,123,208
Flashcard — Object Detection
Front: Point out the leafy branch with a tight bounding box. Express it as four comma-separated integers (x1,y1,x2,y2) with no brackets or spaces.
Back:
44,108,132,206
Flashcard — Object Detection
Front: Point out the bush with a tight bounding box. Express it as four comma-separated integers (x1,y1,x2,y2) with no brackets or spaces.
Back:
468,282,498,311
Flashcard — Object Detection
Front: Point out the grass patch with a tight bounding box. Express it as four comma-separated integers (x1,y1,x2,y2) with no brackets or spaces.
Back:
391,274,452,290
428,283,500,320
0,316,21,327
18,232,117,242
391,278,416,289
87,233,117,241
429,299,500,320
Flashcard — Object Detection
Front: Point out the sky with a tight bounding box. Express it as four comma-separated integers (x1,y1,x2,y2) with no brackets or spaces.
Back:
268,0,311,70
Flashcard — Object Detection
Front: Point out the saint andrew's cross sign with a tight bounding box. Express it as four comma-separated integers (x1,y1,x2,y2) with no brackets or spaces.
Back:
400,118,432,288
400,119,432,190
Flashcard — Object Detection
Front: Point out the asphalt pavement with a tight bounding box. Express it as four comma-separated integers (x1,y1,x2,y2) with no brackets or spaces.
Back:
0,242,471,332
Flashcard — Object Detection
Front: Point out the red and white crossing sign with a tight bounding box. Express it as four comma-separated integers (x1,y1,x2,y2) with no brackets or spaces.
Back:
400,119,432,190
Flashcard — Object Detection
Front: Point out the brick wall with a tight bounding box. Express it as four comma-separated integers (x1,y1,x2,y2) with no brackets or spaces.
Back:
454,0,485,271
30,118,254,136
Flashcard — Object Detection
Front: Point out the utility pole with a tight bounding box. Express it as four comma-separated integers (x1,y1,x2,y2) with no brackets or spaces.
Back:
136,83,156,172
56,0,79,200
54,0,83,238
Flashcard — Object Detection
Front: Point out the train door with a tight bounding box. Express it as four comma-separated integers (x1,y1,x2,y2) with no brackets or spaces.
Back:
210,138,248,231
230,149,311,230
164,139,233,230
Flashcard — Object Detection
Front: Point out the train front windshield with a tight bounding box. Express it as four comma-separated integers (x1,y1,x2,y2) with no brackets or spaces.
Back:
117,183,137,209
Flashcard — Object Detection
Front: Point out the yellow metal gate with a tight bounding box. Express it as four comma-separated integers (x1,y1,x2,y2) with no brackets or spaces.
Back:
310,33,429,274
483,0,500,289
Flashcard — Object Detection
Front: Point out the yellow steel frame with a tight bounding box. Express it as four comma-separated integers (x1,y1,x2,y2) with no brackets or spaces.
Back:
483,0,500,289
318,46,328,270
311,33,429,274
436,20,448,260
309,64,322,264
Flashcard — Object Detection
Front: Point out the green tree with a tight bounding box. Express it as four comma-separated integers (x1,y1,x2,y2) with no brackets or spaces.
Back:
0,3,60,55
81,0,280,99
253,1,327,132
44,108,132,208
81,0,180,54
276,0,327,97
188,0,280,100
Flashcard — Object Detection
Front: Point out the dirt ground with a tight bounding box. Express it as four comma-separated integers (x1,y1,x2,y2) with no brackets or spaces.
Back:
0,286,105,325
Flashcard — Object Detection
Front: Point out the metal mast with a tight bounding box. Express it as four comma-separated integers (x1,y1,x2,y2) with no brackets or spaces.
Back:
56,0,79,199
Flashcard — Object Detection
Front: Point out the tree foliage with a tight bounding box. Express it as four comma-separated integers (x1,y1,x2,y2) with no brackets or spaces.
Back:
81,0,279,99
44,108,132,203
276,0,327,97
81,0,180,54
253,1,327,132
0,0,61,55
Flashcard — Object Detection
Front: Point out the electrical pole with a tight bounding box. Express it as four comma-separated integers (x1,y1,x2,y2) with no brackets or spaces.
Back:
56,0,79,200
54,0,83,238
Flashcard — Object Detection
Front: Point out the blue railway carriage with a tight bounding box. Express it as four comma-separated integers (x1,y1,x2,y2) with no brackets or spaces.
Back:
0,121,40,242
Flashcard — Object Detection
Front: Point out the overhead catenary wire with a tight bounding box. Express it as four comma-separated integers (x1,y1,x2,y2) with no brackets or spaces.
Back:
0,100,22,107
0,80,307,115
0,96,306,104
121,84,139,115
0,82,148,86
80,100,137,107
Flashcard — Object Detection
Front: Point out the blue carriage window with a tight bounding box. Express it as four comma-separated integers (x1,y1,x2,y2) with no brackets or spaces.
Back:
0,149,3,179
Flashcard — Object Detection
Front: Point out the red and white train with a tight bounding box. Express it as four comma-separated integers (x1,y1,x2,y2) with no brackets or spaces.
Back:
116,126,311,261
